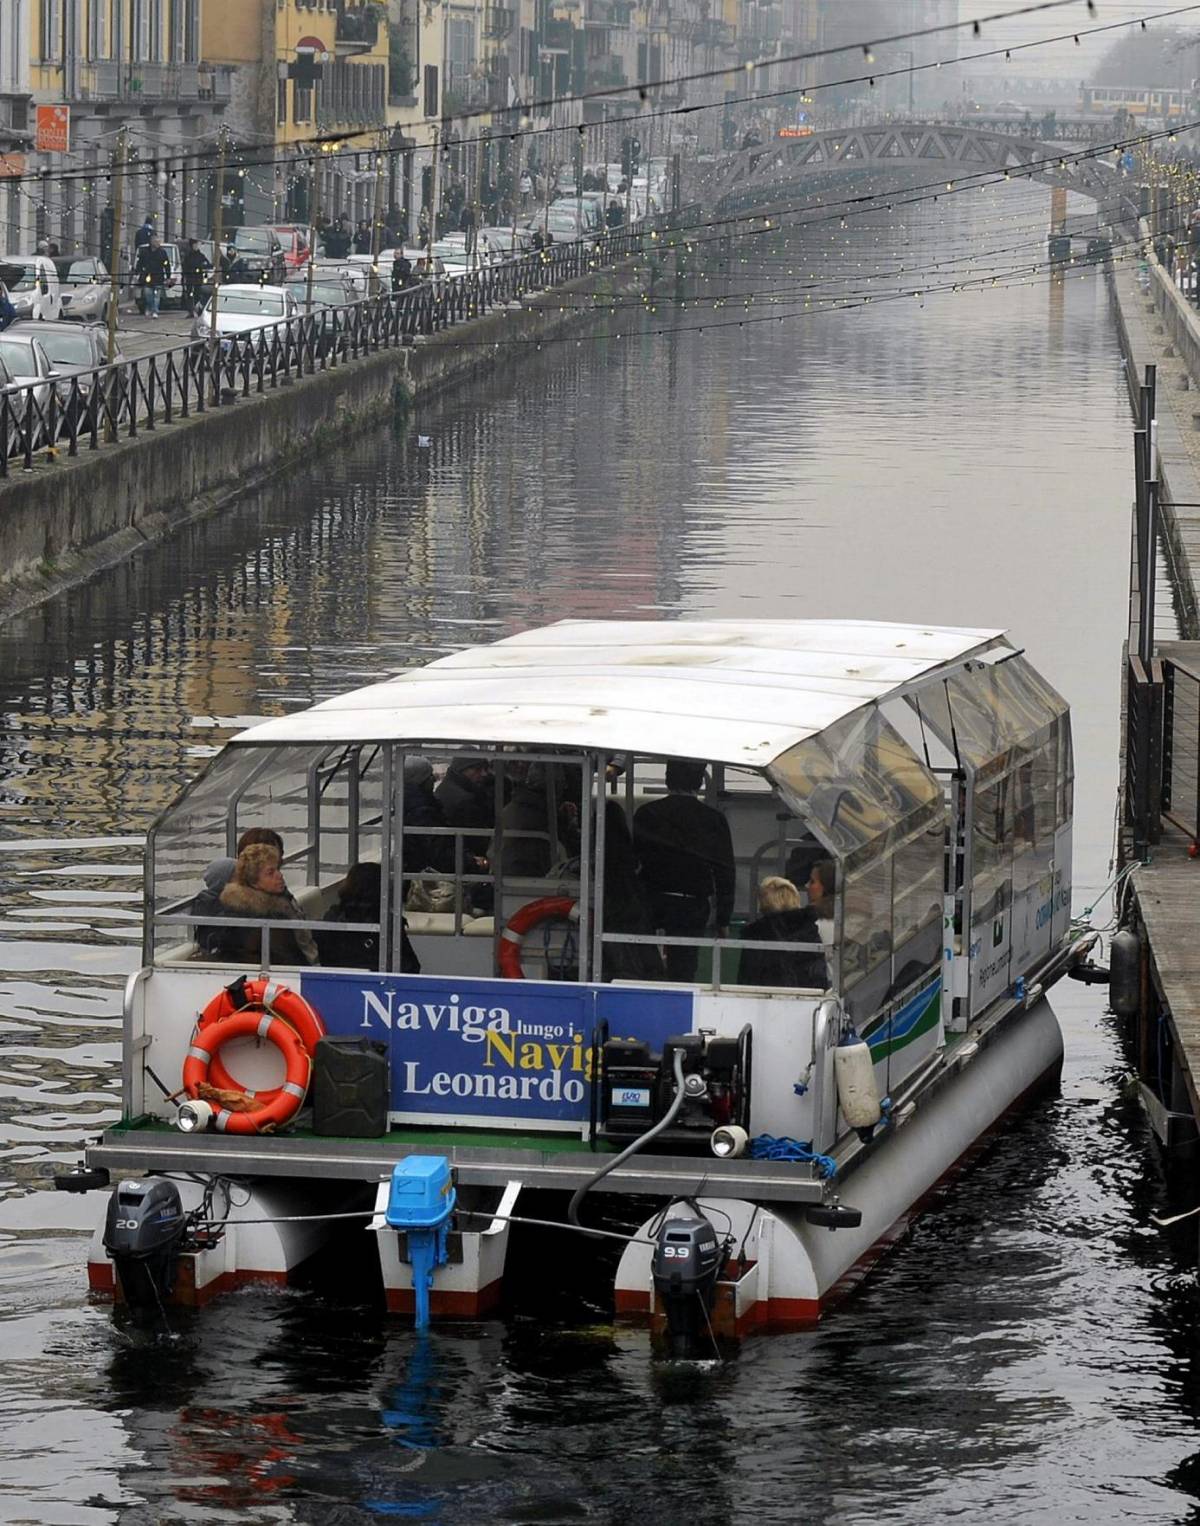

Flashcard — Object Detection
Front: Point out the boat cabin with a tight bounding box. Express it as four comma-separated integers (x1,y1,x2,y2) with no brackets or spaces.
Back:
130,619,1073,1154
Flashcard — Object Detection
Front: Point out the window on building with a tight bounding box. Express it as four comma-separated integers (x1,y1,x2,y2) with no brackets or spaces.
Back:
131,0,149,61
184,0,199,61
278,75,288,125
446,15,474,92
294,83,313,124
40,0,62,62
88,0,107,58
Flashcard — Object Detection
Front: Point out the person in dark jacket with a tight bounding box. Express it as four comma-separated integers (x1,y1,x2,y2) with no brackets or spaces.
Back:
192,828,284,954
212,843,319,966
133,234,170,317
633,758,735,982
0,282,15,332
402,757,453,873
316,861,419,973
322,217,352,259
181,237,211,314
353,219,373,255
434,756,496,861
600,801,664,982
739,876,825,989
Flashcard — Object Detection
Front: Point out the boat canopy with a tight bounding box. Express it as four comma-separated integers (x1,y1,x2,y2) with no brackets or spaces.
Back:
232,619,1009,768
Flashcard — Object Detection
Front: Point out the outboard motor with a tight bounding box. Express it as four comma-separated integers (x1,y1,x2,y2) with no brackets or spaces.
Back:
103,1178,185,1311
651,1215,724,1359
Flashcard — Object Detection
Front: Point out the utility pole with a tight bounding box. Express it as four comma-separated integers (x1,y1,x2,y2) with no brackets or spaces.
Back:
371,129,386,264
305,151,322,315
106,126,126,366
210,129,228,404
427,121,441,267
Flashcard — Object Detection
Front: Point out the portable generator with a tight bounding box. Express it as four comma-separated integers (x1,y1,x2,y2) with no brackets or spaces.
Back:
597,1027,752,1150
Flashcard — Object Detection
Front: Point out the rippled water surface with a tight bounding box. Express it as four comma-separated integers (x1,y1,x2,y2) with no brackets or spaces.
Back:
2,190,1198,1525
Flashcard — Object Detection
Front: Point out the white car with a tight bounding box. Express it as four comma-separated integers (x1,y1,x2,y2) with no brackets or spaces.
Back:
0,254,62,321
313,258,373,299
191,284,299,346
0,330,58,439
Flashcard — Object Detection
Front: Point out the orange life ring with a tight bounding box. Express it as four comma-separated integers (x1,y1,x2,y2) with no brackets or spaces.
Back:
183,1010,312,1134
197,978,325,1101
498,896,579,979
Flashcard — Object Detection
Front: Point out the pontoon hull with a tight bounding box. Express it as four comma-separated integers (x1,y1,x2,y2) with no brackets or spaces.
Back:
613,997,1064,1331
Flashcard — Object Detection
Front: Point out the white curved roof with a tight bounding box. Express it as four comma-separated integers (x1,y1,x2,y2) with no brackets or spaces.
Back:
234,619,1007,767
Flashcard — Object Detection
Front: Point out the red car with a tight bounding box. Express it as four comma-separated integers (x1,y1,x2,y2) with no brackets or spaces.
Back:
272,225,311,271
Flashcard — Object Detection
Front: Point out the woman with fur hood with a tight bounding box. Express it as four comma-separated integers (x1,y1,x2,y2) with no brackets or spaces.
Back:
212,843,319,966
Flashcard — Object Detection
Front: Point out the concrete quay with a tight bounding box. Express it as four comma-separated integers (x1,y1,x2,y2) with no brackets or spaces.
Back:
1110,241,1200,1165
0,255,648,624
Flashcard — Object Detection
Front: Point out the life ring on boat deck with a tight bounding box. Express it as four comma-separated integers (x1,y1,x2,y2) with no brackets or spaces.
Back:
196,977,325,1102
498,896,579,979
183,1009,312,1135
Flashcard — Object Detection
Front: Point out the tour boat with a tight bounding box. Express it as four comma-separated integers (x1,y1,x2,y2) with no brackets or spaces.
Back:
66,619,1092,1352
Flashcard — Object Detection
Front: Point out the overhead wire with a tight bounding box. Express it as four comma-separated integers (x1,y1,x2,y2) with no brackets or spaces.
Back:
0,0,1176,193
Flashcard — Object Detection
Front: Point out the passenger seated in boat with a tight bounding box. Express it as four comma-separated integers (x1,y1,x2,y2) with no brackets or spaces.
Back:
317,861,420,973
192,828,285,954
600,801,665,983
436,755,497,910
740,876,826,989
402,758,454,874
212,843,319,967
490,763,581,879
805,860,836,946
633,759,736,983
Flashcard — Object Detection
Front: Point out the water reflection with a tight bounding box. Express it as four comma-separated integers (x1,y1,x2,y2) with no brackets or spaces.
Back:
0,190,1196,1522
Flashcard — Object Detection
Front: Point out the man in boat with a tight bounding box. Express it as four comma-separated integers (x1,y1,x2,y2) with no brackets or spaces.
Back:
632,759,736,982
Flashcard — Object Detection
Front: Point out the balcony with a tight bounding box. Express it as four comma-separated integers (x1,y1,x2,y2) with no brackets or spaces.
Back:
585,0,634,27
76,61,231,105
336,4,381,55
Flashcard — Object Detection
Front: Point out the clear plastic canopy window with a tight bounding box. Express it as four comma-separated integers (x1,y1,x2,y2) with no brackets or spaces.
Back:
767,705,943,874
915,654,1070,786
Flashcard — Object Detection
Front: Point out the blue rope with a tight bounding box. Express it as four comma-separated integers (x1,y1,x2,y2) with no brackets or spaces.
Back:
750,1134,837,1179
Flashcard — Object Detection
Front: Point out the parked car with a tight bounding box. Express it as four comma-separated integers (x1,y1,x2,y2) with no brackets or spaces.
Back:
0,329,58,441
311,258,373,300
191,284,299,348
284,270,358,311
0,255,62,321
10,320,122,423
225,226,287,285
53,256,114,323
273,224,312,271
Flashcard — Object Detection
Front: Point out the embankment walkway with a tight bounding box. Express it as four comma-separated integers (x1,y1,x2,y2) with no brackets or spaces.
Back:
1110,239,1200,1144
0,230,655,622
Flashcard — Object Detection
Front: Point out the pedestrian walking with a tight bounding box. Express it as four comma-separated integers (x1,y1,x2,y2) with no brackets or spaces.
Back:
353,219,372,255
0,281,15,332
181,237,212,315
322,216,352,259
133,233,170,318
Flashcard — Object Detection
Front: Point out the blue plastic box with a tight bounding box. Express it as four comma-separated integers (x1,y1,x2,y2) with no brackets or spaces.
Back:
385,1155,457,1229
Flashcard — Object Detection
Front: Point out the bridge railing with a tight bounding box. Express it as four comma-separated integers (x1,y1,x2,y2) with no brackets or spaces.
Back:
0,225,648,477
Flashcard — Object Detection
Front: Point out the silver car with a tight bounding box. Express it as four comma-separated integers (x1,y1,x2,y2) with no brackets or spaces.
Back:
53,256,114,323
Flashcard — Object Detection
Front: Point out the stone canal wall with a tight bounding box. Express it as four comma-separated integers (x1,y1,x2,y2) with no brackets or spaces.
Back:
0,259,646,623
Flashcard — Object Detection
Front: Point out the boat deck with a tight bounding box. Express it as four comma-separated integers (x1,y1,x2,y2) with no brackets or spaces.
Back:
86,1119,830,1203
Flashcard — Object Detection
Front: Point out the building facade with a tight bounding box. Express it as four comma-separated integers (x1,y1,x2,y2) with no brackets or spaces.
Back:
26,0,233,257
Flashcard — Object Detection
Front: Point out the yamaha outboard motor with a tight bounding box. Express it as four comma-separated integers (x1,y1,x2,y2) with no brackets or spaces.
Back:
103,1178,185,1311
651,1215,724,1359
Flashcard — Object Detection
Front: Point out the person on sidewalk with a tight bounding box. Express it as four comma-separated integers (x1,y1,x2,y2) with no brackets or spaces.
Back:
181,238,212,315
133,234,171,318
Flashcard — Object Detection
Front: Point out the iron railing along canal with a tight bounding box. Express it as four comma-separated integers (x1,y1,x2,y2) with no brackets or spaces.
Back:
0,227,647,477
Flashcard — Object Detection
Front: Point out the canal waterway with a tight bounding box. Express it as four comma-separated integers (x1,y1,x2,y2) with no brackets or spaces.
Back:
2,186,1198,1524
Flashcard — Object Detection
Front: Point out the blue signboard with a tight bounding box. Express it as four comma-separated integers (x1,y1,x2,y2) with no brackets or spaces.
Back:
301,973,693,1126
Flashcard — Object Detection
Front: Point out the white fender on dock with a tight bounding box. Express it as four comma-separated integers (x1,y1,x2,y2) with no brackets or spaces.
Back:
614,999,1063,1331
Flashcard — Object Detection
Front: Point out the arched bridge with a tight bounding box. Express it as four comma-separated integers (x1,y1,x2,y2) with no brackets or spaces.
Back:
700,123,1119,215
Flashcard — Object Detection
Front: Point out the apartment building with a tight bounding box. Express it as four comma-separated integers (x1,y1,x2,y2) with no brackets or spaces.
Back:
24,0,233,255
0,0,33,249
201,0,391,230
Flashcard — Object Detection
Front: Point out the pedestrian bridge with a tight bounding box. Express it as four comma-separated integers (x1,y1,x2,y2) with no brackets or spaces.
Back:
701,122,1119,215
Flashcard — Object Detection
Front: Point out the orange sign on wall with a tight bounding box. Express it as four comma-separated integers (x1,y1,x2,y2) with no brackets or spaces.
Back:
35,105,70,154
0,153,25,178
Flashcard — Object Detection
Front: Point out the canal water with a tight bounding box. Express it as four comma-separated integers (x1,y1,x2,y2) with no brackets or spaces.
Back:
2,186,1198,1524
